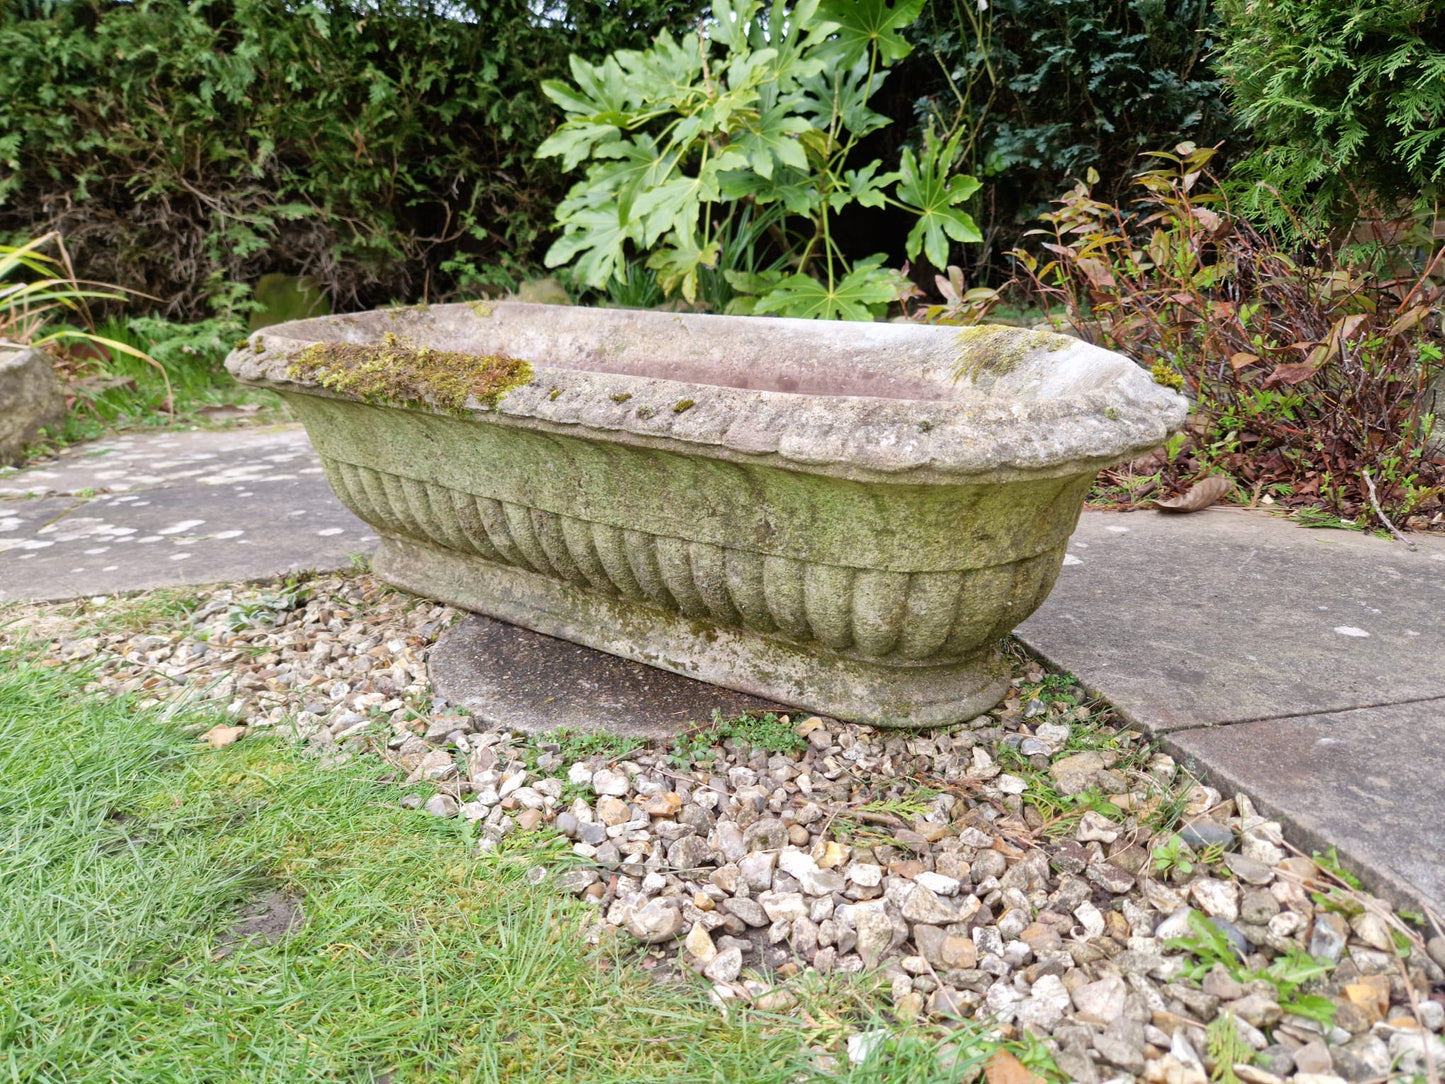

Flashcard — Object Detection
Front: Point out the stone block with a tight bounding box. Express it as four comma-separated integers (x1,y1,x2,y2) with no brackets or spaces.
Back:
0,347,65,465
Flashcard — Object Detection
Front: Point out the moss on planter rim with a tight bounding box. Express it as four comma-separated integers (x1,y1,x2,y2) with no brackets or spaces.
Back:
953,325,1071,383
287,334,533,415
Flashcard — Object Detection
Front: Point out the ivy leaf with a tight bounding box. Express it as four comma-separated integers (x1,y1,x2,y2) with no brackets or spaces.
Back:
818,0,925,66
753,255,905,320
896,128,983,268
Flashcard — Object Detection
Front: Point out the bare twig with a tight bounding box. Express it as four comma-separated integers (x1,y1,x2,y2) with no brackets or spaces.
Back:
1362,468,1417,549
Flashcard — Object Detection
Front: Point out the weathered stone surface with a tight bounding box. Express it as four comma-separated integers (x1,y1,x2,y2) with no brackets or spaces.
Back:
430,614,791,740
0,347,65,466
230,301,1185,728
1172,701,1445,917
1020,508,1445,729
0,427,372,603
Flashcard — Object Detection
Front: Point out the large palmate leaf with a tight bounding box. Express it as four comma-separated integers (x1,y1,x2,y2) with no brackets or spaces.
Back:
646,233,722,303
753,256,905,320
734,92,812,179
797,61,892,139
585,136,676,225
718,166,818,216
544,54,633,120
896,128,983,268
535,120,622,172
818,0,925,66
543,202,634,287
829,162,898,211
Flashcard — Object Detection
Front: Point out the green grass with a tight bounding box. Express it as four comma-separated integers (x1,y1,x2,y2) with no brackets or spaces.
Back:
0,648,1020,1083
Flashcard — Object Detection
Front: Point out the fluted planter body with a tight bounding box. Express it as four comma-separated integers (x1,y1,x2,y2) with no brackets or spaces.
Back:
227,303,1185,727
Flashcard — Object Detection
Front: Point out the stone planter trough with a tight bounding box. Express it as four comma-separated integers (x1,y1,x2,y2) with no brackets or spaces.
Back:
226,303,1186,727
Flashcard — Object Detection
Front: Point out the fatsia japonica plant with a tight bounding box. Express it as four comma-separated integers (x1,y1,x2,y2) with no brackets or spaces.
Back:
536,0,983,320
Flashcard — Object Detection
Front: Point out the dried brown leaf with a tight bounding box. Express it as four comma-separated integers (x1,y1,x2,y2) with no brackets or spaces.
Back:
1152,474,1232,513
985,1050,1045,1084
200,724,248,749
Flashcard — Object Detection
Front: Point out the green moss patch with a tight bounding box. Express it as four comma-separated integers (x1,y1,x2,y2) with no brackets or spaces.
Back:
287,334,533,414
953,325,1070,383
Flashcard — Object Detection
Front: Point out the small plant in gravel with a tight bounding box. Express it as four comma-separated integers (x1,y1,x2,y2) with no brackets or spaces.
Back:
224,576,313,631
1205,1011,1251,1084
670,709,807,767
539,727,644,765
1170,912,1338,1024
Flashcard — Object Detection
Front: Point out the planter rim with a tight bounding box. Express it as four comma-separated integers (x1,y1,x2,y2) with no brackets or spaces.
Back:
227,302,1188,481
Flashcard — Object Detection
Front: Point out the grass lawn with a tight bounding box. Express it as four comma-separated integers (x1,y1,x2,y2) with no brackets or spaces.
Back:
0,645,1014,1083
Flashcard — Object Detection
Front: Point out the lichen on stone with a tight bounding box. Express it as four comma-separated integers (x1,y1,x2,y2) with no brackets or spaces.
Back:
610,393,633,404
673,399,696,414
286,333,533,415
953,325,1070,384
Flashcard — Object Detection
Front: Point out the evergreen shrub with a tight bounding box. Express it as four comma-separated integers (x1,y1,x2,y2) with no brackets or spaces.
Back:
0,0,693,319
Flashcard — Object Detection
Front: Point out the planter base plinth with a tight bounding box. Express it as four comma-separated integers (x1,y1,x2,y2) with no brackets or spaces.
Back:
430,613,793,739
383,536,1011,729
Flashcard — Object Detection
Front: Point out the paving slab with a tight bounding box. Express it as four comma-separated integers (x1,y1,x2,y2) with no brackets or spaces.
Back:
0,426,374,603
1164,699,1445,915
431,613,794,740
1018,507,1445,730
1017,506,1445,917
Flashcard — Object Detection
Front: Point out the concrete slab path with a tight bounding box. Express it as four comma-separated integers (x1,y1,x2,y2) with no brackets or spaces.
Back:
0,426,373,603
1018,507,1445,918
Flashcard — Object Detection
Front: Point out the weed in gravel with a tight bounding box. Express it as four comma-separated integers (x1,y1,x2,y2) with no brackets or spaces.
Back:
1169,912,1337,1024
224,576,313,631
669,709,806,767
83,587,201,635
1205,1012,1250,1084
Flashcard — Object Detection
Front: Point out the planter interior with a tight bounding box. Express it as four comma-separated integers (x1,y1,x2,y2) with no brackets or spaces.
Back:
226,302,1187,728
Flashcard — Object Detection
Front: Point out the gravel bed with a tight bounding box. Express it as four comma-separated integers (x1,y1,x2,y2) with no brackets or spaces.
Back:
6,570,1444,1083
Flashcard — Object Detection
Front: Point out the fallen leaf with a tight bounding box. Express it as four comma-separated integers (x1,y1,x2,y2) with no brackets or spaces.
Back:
1152,474,1232,513
200,724,248,749
1229,351,1260,371
985,1049,1045,1084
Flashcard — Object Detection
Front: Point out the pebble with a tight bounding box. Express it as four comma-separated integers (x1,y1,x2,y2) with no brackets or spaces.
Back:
1178,818,1234,849
423,793,458,818
625,899,683,943
591,768,629,797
